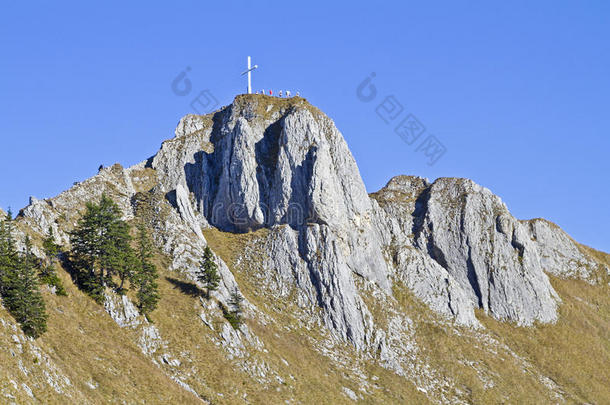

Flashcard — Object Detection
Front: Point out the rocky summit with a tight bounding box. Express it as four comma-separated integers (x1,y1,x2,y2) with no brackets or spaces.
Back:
2,94,609,404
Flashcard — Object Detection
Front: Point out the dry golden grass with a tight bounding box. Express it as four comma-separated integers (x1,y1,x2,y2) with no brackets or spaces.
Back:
203,227,430,404
148,263,249,403
232,93,322,122
391,282,561,404
479,275,610,404
129,167,159,193
0,262,200,404
388,272,610,404
4,223,607,403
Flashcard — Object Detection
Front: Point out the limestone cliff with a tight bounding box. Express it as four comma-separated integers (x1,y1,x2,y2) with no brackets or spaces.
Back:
5,94,609,404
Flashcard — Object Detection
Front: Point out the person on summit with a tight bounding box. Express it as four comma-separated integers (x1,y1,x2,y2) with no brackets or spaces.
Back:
269,89,273,96
286,90,291,97
279,90,283,97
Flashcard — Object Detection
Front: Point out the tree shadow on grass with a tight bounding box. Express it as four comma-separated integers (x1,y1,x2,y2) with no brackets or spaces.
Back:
165,277,203,298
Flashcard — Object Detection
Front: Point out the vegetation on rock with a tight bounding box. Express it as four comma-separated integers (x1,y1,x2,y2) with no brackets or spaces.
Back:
132,221,160,317
68,194,159,315
40,227,67,296
196,246,220,299
224,288,244,329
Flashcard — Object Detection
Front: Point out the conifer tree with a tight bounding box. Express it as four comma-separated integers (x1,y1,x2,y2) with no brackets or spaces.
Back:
40,227,67,296
197,246,220,299
70,194,134,302
225,288,244,329
132,221,160,317
14,237,48,338
42,226,60,259
0,211,18,296
69,199,105,299
97,195,134,291
1,235,48,339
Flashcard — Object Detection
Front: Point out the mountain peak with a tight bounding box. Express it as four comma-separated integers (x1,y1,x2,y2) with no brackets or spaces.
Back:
8,92,609,404
154,93,369,234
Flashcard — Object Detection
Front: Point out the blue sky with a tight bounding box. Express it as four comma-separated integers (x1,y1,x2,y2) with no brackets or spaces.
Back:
1,1,608,251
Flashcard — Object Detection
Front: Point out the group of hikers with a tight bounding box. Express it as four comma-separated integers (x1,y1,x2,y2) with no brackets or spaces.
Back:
256,89,299,98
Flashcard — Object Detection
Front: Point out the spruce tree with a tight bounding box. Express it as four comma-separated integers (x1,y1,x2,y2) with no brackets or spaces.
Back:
70,194,135,302
197,246,221,299
40,227,67,296
1,235,48,339
132,221,160,317
0,212,18,296
42,226,60,259
15,237,48,338
69,199,105,299
97,194,134,291
225,288,244,329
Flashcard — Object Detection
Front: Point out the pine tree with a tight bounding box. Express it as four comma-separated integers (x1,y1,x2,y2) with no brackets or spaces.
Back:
16,237,48,338
197,246,220,299
224,288,244,329
228,289,244,316
69,199,105,299
40,227,67,296
132,221,159,317
42,226,60,259
97,194,134,292
0,211,18,297
1,236,48,339
70,194,135,302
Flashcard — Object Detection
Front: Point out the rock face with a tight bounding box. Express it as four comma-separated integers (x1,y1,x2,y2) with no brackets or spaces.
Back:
151,96,391,348
524,218,605,282
372,175,561,325
16,94,605,348
371,176,481,327
153,98,371,232
415,178,559,325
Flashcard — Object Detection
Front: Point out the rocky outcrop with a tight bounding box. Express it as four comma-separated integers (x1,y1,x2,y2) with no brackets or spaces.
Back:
18,164,139,247
16,163,241,306
15,94,606,347
414,178,559,325
524,218,604,282
150,95,391,349
373,175,560,326
9,93,610,404
371,176,480,327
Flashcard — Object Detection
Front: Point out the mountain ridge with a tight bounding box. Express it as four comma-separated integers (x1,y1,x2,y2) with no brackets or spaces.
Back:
3,94,609,404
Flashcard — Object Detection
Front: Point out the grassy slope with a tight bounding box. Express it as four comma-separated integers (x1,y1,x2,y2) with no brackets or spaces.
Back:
151,227,610,404
202,228,430,404
0,264,200,404
480,275,610,404
387,274,610,404
2,223,607,403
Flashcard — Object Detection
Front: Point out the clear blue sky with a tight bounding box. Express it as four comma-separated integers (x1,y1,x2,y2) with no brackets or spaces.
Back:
1,1,608,251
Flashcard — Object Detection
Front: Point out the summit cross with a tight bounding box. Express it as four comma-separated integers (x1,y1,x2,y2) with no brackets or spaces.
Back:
240,56,258,94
